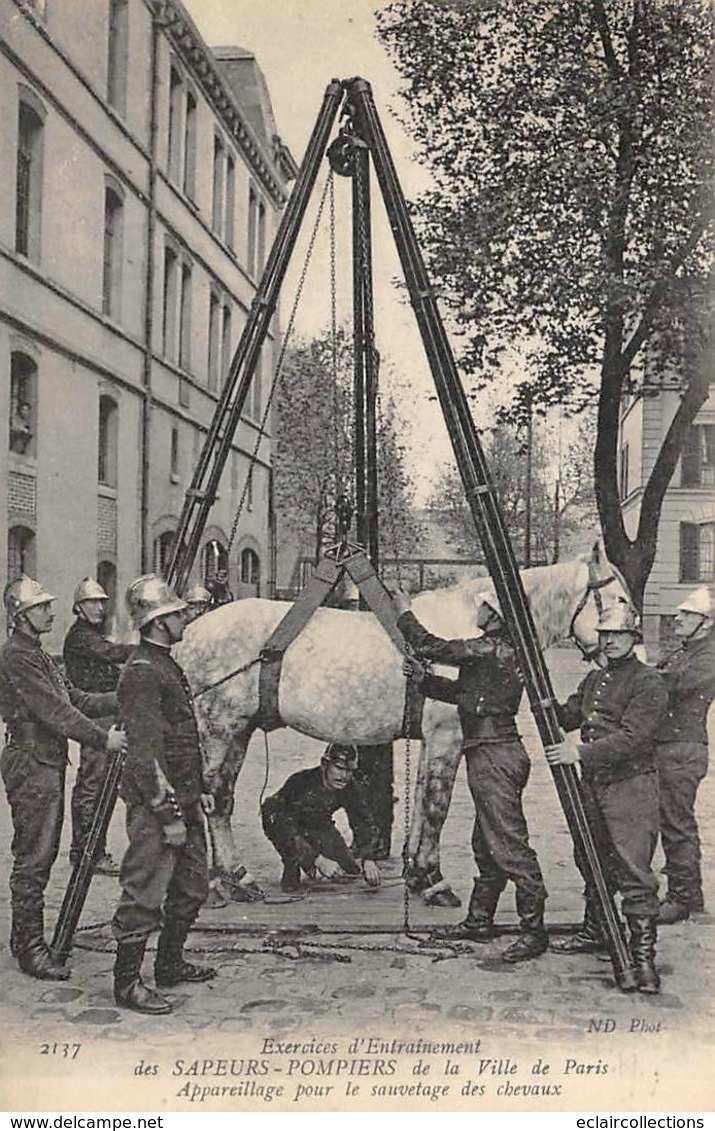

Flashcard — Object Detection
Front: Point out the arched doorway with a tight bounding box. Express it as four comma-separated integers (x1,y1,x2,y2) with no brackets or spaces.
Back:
239,546,261,597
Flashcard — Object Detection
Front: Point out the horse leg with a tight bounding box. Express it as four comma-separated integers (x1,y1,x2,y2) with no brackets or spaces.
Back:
204,726,264,904
405,717,463,908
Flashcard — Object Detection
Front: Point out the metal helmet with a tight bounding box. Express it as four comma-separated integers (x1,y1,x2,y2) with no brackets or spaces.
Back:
676,585,715,620
73,576,108,609
321,743,359,772
125,574,187,629
184,583,212,607
596,602,641,635
4,575,56,621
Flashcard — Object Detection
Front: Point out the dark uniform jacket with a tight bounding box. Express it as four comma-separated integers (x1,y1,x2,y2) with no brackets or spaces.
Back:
63,619,132,693
117,640,204,814
556,654,667,786
267,766,380,861
657,633,715,746
0,631,116,766
397,610,522,743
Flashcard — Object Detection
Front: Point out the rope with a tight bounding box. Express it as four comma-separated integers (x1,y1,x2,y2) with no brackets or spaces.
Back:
226,171,335,560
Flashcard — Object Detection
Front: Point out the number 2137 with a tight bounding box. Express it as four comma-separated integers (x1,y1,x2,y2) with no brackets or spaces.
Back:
39,1043,81,1060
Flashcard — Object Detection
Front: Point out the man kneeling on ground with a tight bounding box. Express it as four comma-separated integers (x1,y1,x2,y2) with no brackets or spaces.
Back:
261,743,382,892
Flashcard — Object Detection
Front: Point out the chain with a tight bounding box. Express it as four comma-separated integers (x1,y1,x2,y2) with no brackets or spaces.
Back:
376,391,404,589
329,172,343,511
226,171,336,560
193,654,263,699
71,921,465,962
402,709,413,936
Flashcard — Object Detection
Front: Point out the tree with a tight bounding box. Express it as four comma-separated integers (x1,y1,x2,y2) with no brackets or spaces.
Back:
274,329,423,572
426,412,599,565
377,0,714,607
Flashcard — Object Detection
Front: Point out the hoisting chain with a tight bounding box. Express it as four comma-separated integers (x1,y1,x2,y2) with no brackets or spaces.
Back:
226,170,336,561
329,172,344,518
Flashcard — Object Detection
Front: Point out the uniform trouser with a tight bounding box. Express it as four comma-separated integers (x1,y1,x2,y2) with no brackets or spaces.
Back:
355,744,394,858
112,801,209,944
656,741,708,908
464,740,546,903
261,797,360,875
0,742,65,921
71,743,108,859
576,772,660,918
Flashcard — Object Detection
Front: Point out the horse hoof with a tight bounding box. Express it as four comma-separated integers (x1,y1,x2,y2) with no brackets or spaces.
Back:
423,887,462,909
204,883,229,909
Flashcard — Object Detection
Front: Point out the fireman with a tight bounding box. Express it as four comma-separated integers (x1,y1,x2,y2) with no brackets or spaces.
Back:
0,576,127,980
63,577,132,875
112,575,215,1015
183,583,212,624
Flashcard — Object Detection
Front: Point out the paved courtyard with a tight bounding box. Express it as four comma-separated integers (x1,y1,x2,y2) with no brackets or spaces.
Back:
1,648,713,1113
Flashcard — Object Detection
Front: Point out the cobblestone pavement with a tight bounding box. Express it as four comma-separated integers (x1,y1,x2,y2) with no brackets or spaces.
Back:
1,648,713,1111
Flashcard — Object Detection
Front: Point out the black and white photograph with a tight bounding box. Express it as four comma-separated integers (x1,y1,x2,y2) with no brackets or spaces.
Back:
0,0,713,1118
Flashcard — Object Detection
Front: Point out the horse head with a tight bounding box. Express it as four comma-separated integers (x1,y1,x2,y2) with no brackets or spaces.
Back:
568,540,633,662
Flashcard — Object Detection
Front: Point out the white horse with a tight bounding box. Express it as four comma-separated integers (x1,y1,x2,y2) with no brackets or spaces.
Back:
174,542,629,902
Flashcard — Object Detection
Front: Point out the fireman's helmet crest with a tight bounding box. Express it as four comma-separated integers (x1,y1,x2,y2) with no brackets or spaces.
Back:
125,574,187,629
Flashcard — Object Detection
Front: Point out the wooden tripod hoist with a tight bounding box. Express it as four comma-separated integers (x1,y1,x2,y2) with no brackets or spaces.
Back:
52,77,639,993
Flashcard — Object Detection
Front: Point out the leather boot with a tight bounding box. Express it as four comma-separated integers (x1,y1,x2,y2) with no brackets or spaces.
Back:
155,921,216,988
502,890,548,963
443,880,501,942
114,939,173,1014
657,899,690,925
14,911,69,981
551,894,607,954
627,915,660,994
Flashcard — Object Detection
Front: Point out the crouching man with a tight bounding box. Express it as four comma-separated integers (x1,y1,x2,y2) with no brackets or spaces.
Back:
261,744,382,893
111,575,216,1015
545,604,667,994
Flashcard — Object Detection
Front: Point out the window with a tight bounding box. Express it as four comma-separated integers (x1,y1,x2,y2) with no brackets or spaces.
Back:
98,395,118,488
207,291,220,391
212,135,225,235
15,95,45,261
162,245,178,361
102,181,124,318
107,0,128,114
240,547,260,590
247,185,257,275
225,154,235,249
221,304,232,387
179,261,192,370
203,539,228,584
681,424,715,488
97,560,117,626
7,526,36,582
9,352,37,456
153,530,176,578
170,426,179,481
619,442,629,501
246,465,254,512
251,348,263,421
183,90,197,199
257,199,266,274
680,522,715,583
167,67,183,183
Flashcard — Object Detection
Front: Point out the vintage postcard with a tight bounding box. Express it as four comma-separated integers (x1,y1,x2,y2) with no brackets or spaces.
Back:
0,0,713,1118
